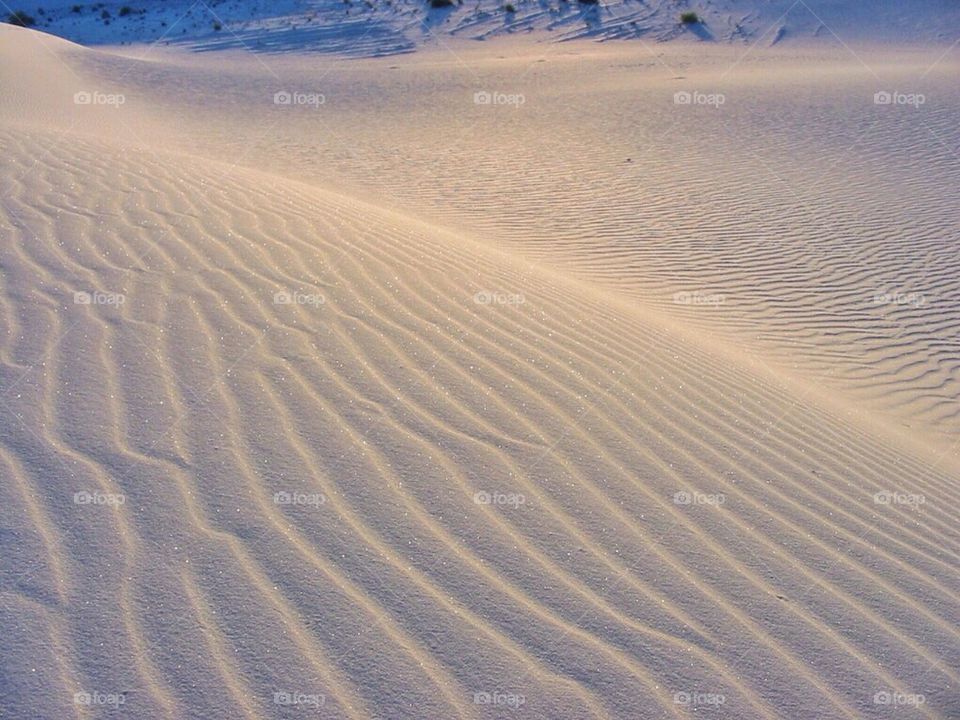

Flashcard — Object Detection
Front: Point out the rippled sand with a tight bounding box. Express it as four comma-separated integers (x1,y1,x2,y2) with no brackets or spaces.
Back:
1,26,958,720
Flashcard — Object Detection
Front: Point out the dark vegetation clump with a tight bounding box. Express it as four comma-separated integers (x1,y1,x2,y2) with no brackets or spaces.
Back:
6,10,36,25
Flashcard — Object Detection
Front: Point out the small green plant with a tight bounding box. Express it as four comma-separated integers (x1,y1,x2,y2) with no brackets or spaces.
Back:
71,4,83,12
430,0,454,8
680,11,699,24
212,20,222,30
504,2,515,11
6,10,36,26
118,5,132,16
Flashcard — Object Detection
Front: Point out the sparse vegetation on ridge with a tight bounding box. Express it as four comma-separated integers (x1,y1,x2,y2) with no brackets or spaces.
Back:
6,10,35,26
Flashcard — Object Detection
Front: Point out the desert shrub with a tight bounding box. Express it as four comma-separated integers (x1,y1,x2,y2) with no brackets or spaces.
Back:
118,5,132,16
71,4,83,12
680,11,699,23
430,0,454,8
6,10,35,25
504,3,515,11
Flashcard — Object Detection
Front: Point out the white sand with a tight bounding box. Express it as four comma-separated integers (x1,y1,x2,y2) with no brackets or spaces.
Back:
1,23,958,720
21,0,960,52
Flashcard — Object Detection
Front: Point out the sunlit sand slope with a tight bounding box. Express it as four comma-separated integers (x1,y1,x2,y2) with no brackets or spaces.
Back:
41,37,960,452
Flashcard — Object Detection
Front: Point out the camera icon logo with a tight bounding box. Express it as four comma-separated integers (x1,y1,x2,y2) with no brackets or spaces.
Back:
274,91,292,105
874,91,892,105
472,491,492,505
674,91,692,105
873,490,893,505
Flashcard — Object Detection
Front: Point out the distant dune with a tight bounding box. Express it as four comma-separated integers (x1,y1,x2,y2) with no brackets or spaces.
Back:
1,20,959,720
9,0,960,55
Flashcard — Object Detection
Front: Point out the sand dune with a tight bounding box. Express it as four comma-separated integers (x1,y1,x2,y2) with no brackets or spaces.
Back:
1,24,959,720
22,0,960,53
34,35,959,452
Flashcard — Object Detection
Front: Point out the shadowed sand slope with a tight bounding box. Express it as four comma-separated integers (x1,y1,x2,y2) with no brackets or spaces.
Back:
23,0,960,54
1,26,959,720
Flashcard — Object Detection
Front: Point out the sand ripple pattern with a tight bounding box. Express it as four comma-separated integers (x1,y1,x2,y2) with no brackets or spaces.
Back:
1,125,959,719
76,45,960,449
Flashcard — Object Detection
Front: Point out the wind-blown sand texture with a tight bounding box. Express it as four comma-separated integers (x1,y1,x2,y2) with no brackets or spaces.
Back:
1,23,959,720
21,0,960,53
